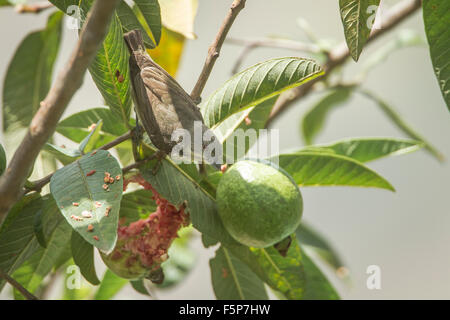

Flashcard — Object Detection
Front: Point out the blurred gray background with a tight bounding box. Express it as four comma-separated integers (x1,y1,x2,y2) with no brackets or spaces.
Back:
1,0,449,299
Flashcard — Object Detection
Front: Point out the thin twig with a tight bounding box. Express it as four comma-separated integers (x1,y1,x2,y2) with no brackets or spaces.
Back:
227,37,320,74
266,0,422,127
24,131,133,194
122,156,155,174
0,269,38,300
0,0,121,220
190,0,246,103
99,131,132,151
15,2,53,14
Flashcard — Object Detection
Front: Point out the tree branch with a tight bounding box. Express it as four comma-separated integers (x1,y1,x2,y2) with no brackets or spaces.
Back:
0,0,121,220
0,269,38,300
190,0,246,103
266,0,422,127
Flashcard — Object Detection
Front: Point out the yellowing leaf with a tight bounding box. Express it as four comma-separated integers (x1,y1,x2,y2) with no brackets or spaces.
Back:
148,27,185,77
159,0,198,39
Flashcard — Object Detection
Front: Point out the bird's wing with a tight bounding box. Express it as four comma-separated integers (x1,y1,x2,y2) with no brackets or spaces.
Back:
140,65,204,122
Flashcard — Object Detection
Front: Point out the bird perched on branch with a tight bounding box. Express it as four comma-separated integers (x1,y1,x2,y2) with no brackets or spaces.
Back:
123,29,221,170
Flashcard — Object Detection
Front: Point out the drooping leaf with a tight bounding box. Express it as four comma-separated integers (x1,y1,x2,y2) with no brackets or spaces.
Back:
133,0,162,45
148,27,185,77
301,248,340,300
0,144,6,175
361,90,444,161
158,0,198,39
12,221,72,299
0,194,62,290
2,11,63,131
94,269,128,300
43,143,81,165
71,231,100,285
214,97,277,163
227,237,306,300
339,0,381,61
273,152,395,190
33,208,48,248
302,88,353,145
296,223,344,271
117,0,155,48
201,57,323,128
130,279,151,296
423,0,450,110
50,150,123,253
139,158,236,245
210,246,268,300
315,138,423,163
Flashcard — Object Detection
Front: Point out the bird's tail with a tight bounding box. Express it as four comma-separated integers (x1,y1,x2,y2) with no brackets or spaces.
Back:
124,29,145,53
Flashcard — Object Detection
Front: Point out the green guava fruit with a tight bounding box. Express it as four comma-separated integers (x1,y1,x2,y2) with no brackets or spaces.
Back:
216,160,303,248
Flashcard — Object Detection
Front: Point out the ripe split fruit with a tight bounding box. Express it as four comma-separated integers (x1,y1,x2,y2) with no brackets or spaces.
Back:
216,160,303,248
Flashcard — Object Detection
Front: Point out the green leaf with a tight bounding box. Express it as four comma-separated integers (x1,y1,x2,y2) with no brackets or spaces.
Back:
339,0,380,61
214,97,277,163
12,220,72,299
130,279,151,296
94,269,128,300
117,0,156,48
361,90,444,161
301,248,340,300
201,57,323,128
139,162,235,245
158,229,196,289
71,231,100,285
0,144,6,175
120,189,157,225
227,237,306,300
210,246,268,300
58,108,128,139
63,261,93,300
33,209,48,248
89,13,133,126
302,88,352,145
50,150,123,253
139,158,236,245
79,120,103,154
423,0,450,110
0,194,62,291
133,0,162,45
315,138,423,163
43,143,81,165
296,223,344,271
2,11,63,131
50,1,133,125
273,152,395,191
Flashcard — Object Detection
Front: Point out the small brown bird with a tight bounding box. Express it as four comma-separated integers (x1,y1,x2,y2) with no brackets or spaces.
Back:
123,29,221,169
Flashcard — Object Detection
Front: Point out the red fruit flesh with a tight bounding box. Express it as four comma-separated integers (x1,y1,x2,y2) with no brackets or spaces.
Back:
102,174,189,280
